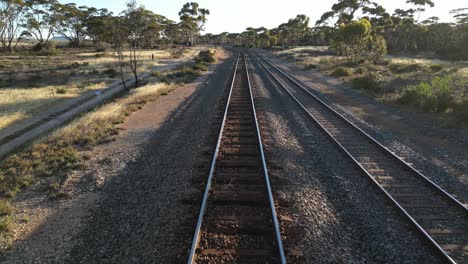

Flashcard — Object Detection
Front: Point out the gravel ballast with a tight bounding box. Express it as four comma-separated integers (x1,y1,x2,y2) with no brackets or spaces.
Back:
262,51,468,206
61,55,236,264
248,55,440,263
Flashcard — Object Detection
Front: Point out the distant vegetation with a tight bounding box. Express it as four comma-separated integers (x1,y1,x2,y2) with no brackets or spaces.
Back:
0,0,210,88
200,0,467,62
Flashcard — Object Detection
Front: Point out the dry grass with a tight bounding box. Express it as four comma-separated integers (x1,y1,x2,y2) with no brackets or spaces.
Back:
0,47,192,129
275,46,468,127
0,80,174,242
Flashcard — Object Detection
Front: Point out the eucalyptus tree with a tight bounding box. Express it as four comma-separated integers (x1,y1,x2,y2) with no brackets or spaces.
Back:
85,8,113,45
54,3,99,47
0,0,28,51
317,0,373,25
178,2,209,46
22,0,59,44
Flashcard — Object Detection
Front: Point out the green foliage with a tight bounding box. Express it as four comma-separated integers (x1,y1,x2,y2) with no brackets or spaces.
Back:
368,35,387,63
195,50,215,63
389,63,425,73
56,87,67,94
193,62,208,71
399,75,455,113
33,42,59,56
341,19,371,42
304,64,319,70
430,64,444,72
333,18,387,63
0,200,12,216
351,75,382,93
103,67,117,77
178,2,210,45
0,143,82,198
165,65,200,84
331,66,352,77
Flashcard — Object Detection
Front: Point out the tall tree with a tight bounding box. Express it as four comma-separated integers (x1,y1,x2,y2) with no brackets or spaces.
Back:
178,2,209,46
22,0,59,44
54,3,98,47
0,0,28,51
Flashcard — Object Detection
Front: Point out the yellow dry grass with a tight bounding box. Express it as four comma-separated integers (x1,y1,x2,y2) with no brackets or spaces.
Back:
0,87,75,129
53,82,171,139
0,48,192,129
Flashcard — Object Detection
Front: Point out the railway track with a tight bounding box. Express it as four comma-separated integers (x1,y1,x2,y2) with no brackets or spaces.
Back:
188,54,286,263
252,52,468,264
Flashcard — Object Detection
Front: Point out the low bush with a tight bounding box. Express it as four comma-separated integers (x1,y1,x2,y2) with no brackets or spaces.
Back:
56,87,67,94
33,42,59,56
430,64,445,72
331,66,352,77
351,75,382,93
95,42,111,52
398,75,455,113
389,62,425,73
0,200,12,216
103,67,117,77
195,50,215,64
304,64,318,70
193,62,208,72
165,65,200,84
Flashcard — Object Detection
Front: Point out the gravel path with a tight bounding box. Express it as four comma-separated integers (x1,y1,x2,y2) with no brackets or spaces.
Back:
248,55,440,263
261,50,468,205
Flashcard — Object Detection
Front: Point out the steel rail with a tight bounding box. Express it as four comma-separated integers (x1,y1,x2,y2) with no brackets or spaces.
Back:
187,55,240,263
244,54,287,264
257,53,467,213
252,52,462,264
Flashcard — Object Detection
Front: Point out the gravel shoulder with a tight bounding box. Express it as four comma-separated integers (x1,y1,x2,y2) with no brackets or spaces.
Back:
259,50,468,206
248,55,439,263
0,50,235,264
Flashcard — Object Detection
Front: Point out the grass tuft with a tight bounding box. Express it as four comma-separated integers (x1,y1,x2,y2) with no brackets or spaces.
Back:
351,75,382,93
331,67,352,77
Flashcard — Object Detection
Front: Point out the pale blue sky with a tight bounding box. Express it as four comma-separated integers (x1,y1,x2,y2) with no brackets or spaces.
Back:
62,0,466,34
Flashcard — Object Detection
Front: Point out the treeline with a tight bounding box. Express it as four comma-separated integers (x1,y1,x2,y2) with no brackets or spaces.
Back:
201,0,468,60
0,0,209,52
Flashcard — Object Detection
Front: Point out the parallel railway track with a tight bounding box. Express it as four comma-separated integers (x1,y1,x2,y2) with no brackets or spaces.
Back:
188,54,286,263
252,52,467,264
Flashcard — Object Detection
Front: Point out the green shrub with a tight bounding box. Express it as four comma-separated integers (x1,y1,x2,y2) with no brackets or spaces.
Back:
319,58,331,65
331,67,352,77
193,62,208,71
304,64,318,70
195,50,215,64
165,65,200,84
389,63,425,73
95,42,111,52
351,75,382,93
33,42,59,56
152,71,162,77
103,67,117,77
399,75,455,113
0,200,12,216
430,64,445,72
56,87,67,94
